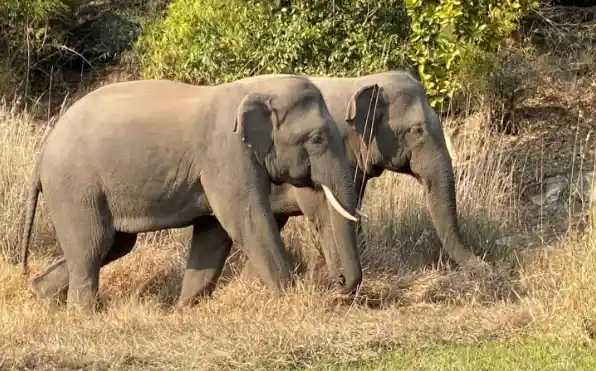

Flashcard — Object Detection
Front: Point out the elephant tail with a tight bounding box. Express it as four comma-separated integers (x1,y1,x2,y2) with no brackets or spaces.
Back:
21,156,42,277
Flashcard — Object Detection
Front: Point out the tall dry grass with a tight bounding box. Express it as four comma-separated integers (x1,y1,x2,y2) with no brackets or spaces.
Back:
3,25,596,363
2,6,596,368
0,101,54,263
0,99,557,370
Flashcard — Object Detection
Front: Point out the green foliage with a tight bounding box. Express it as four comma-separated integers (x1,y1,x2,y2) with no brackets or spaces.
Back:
2,0,541,109
0,1,166,101
404,0,539,107
136,0,539,107
316,335,596,370
134,0,410,85
0,0,70,21
0,0,76,57
0,0,74,95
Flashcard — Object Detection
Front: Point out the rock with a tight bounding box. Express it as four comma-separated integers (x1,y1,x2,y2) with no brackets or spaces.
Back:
528,175,568,206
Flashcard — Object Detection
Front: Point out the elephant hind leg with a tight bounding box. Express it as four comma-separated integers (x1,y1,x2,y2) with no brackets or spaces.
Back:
29,232,138,304
58,226,113,311
103,232,138,264
176,218,233,309
45,197,120,312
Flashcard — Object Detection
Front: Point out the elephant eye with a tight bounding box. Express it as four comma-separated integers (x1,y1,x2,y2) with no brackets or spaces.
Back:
311,133,324,144
409,125,424,136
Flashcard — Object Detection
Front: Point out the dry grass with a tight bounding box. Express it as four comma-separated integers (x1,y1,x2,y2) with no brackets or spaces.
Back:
0,100,55,263
0,101,576,371
2,9,596,367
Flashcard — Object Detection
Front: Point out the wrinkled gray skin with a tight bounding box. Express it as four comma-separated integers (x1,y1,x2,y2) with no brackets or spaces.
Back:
21,76,362,311
172,70,491,307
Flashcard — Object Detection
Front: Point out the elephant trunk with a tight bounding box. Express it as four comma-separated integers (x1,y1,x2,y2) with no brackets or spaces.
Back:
415,142,485,268
321,169,362,294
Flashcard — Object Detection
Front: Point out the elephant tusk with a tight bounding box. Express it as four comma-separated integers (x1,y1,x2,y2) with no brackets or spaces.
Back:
321,185,358,222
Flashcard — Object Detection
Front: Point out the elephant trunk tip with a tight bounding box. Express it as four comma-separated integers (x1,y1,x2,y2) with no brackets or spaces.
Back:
335,270,363,295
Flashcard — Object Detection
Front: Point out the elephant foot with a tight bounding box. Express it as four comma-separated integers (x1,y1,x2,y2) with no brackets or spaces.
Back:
173,297,205,313
460,256,494,278
241,254,346,293
66,298,101,314
238,260,264,283
65,278,102,314
175,286,215,310
301,255,346,293
28,257,69,304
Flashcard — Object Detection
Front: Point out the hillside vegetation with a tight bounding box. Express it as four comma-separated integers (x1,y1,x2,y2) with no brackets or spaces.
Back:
2,1,596,370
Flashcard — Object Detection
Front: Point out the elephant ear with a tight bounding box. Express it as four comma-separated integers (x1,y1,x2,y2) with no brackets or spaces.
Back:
345,83,383,138
232,92,278,164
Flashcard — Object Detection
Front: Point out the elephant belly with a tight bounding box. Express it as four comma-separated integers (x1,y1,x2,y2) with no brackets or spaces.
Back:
109,189,212,234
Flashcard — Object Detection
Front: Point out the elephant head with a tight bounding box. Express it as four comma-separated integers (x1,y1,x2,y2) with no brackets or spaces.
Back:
232,77,363,292
344,71,486,269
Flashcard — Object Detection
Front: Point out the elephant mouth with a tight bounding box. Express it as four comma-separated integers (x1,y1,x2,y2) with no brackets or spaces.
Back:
286,179,359,222
291,177,315,188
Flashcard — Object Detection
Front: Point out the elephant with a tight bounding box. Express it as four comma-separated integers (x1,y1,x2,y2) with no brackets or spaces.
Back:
20,75,363,311
169,70,492,307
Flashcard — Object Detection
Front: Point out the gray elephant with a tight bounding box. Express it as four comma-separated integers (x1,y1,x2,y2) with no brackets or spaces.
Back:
169,70,491,307
20,75,363,310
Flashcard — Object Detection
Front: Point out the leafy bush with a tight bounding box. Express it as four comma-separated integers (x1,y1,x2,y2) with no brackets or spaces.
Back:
0,0,73,95
0,1,167,102
135,0,539,107
404,0,539,106
134,0,410,85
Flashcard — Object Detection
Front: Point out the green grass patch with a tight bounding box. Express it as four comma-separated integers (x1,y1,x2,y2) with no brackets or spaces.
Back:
313,335,596,371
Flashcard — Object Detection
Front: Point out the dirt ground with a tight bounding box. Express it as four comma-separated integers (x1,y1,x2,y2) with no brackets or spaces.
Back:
446,6,596,248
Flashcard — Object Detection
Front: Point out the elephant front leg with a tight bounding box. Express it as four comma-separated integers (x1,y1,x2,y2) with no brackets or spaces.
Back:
239,215,290,282
201,175,295,295
296,215,366,290
176,219,233,308
294,187,362,294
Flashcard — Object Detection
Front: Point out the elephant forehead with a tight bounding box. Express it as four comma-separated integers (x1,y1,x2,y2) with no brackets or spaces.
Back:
389,94,426,124
261,76,322,99
280,96,330,126
279,89,325,114
393,95,444,140
283,111,330,136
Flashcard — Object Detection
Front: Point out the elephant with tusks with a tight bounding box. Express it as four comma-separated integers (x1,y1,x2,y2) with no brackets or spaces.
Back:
174,70,493,307
21,75,363,311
